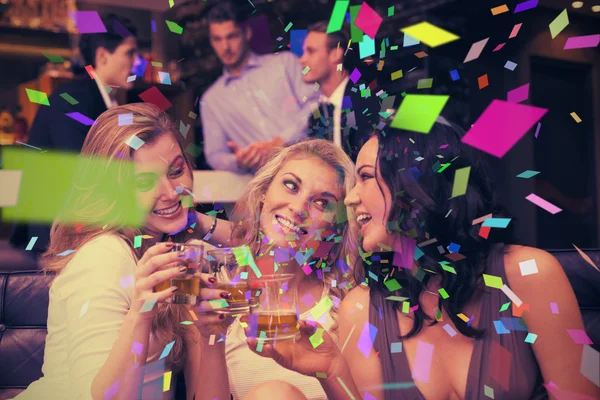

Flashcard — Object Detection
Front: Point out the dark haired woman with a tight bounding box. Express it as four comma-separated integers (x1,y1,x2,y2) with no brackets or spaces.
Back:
245,121,599,400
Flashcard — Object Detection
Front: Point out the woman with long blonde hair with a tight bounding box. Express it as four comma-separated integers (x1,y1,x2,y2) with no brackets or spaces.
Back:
16,103,233,400
191,139,362,400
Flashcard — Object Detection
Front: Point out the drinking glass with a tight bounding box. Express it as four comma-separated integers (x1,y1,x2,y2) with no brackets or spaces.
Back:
153,243,204,305
248,273,299,342
205,248,254,315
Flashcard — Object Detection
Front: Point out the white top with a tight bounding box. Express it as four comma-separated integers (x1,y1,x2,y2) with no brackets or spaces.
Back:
226,286,339,400
319,77,349,148
15,235,176,400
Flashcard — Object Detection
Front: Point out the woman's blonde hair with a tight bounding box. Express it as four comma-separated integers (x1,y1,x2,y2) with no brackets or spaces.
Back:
230,139,361,338
43,102,194,367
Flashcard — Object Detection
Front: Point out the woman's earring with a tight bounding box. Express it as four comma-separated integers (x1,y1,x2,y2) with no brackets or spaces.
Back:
260,195,265,203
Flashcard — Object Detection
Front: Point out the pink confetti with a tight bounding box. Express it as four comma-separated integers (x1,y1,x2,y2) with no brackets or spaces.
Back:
104,379,119,400
493,43,506,52
525,193,563,214
534,122,542,138
509,23,522,38
302,264,312,275
349,67,362,84
392,236,416,269
357,322,378,358
464,37,489,63
567,329,593,345
461,100,548,158
411,341,434,382
354,2,383,39
564,34,600,50
119,274,134,289
507,83,529,104
131,341,143,355
550,302,559,314
69,11,107,34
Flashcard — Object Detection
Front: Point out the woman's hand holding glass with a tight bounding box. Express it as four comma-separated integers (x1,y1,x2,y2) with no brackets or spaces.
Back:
189,273,236,339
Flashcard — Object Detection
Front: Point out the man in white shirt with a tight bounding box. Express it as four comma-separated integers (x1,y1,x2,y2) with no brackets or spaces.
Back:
300,21,381,162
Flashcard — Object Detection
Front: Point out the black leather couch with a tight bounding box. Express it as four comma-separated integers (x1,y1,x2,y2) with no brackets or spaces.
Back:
1,245,599,399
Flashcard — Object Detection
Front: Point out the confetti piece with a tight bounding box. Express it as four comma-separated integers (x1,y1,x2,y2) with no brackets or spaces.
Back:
507,83,529,104
126,135,145,150
457,313,469,322
385,296,409,301
564,34,600,50
519,259,538,276
118,113,133,126
165,20,183,34
25,236,38,251
59,93,79,105
391,70,403,80
400,21,459,48
310,328,325,348
25,88,50,106
284,22,293,33
140,295,158,313
499,301,511,312
45,53,65,62
461,100,547,158
525,193,562,214
525,333,537,344
349,68,362,84
549,302,559,314
158,71,172,85
484,385,495,398
514,0,539,13
570,112,582,123
391,94,449,134
349,5,364,43
438,288,449,299
138,86,173,111
442,324,457,337
417,78,433,89
491,4,509,15
450,69,460,81
476,74,489,90
500,284,523,307
403,33,420,47
326,1,349,34
493,320,511,334
316,372,328,379
549,9,569,39
567,329,593,345
450,166,471,198
66,112,95,126
127,75,137,83
493,43,506,52
79,300,89,319
412,341,434,382
482,218,511,228
57,250,76,256
441,263,456,274
357,322,378,357
311,296,334,320
120,274,134,289
134,235,142,249
290,29,308,57
160,341,175,360
105,380,119,399
581,345,600,386
483,274,503,289
572,244,600,273
384,278,402,291
163,371,172,392
169,0,174,7
509,23,522,38
390,342,403,353
463,38,489,63
180,321,193,325
354,2,383,39
504,60,518,71
359,35,375,59
68,11,107,34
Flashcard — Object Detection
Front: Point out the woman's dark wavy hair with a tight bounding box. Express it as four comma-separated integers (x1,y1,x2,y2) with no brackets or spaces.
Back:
356,120,517,339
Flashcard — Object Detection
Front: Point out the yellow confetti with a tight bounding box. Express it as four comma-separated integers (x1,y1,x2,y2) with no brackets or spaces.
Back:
391,69,403,80
457,313,470,322
163,371,172,392
570,112,582,123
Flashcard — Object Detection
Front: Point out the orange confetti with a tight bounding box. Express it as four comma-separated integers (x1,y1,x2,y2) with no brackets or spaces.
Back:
491,4,509,15
478,74,489,89
414,51,428,58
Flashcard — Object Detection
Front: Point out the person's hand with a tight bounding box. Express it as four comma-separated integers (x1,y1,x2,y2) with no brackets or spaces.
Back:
245,319,342,378
189,273,236,339
131,242,187,321
228,138,284,172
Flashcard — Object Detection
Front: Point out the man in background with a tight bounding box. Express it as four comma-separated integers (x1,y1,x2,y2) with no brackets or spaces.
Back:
10,13,138,254
201,1,317,173
300,21,381,162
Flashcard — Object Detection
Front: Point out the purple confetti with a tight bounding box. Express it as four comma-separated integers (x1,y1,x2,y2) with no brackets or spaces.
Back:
113,18,133,38
564,34,600,50
300,291,316,306
550,302,559,314
357,322,378,357
104,379,119,400
412,341,434,382
119,274,134,289
514,0,539,13
443,324,457,337
274,248,290,262
534,122,542,138
151,20,156,33
350,67,362,84
66,112,95,126
69,11,107,34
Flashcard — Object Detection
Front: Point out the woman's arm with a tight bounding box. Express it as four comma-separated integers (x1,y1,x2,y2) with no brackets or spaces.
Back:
504,246,600,399
184,330,231,400
195,211,234,248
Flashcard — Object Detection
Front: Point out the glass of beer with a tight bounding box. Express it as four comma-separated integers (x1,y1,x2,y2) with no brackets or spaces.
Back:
205,248,254,315
153,243,204,305
248,273,299,342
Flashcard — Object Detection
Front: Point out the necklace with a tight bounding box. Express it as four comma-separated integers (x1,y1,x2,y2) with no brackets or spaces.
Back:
424,290,440,297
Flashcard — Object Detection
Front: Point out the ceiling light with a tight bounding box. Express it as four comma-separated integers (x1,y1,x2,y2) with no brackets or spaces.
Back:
572,1,584,8
592,5,600,11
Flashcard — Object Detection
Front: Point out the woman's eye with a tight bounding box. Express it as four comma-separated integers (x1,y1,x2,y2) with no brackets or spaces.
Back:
136,179,156,192
360,173,373,181
314,199,329,209
169,168,184,178
284,180,298,191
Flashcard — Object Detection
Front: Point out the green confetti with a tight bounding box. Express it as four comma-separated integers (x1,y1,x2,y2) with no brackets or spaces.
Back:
417,78,433,89
311,296,334,320
437,163,451,173
25,88,50,106
326,0,349,34
181,195,194,209
255,331,267,352
438,288,449,299
388,6,395,16
350,5,364,43
499,302,511,312
169,0,174,7
390,94,449,134
484,385,495,399
134,235,142,248
284,22,293,32
402,301,410,313
45,53,65,62
482,273,503,289
524,333,537,344
316,372,328,379
309,328,325,348
385,295,409,301
451,166,471,198
180,321,193,325
165,20,183,34
209,299,229,309
391,69,403,80
384,278,402,291
152,61,163,67
301,66,310,75
59,93,79,105
440,263,456,274
549,9,569,39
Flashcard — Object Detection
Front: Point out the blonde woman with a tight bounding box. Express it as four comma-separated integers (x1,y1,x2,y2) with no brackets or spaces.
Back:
15,103,233,400
191,139,361,400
